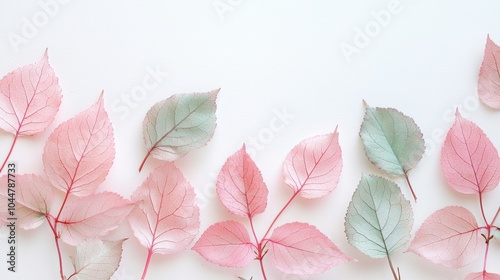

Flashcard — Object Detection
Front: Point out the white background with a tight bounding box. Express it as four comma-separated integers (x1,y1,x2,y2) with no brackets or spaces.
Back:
0,1,500,279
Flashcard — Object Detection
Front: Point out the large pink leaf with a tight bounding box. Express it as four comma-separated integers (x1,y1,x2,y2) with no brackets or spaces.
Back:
0,174,53,230
58,191,133,246
478,35,500,109
129,162,200,254
441,111,500,194
466,272,500,280
283,131,342,199
43,93,115,196
0,50,62,136
408,206,482,268
192,220,255,268
216,145,268,218
267,222,352,274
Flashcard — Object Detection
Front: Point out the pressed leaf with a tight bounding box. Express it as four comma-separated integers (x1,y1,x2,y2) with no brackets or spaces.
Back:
495,228,500,240
0,49,62,136
345,174,413,258
70,239,125,280
58,192,133,246
478,35,500,109
139,89,219,171
0,174,53,229
267,222,351,274
216,145,268,217
282,131,342,199
441,111,500,194
408,206,481,268
43,93,115,196
129,162,200,254
192,220,255,268
466,272,500,280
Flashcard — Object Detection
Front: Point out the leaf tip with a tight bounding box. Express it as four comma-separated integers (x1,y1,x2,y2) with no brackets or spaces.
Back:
362,99,370,108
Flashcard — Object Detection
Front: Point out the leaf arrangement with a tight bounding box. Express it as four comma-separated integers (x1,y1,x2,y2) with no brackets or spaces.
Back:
1,34,500,280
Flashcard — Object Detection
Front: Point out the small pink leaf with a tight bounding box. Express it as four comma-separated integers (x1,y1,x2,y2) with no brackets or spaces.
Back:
466,272,500,280
58,192,133,246
283,131,342,198
267,222,352,274
0,50,62,136
129,162,200,254
408,206,482,268
0,174,53,230
192,220,255,268
43,93,115,196
478,35,500,109
216,145,268,218
441,111,500,194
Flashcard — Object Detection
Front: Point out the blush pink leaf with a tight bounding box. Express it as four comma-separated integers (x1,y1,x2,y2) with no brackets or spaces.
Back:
43,93,115,196
267,222,352,274
441,111,500,194
129,162,200,255
478,35,500,109
283,131,342,199
0,49,62,136
466,272,500,280
192,220,255,268
408,206,482,268
0,174,53,230
58,192,133,246
216,145,268,217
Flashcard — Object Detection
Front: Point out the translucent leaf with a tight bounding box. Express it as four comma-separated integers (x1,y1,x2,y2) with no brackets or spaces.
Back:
345,174,413,258
478,35,500,109
70,239,125,280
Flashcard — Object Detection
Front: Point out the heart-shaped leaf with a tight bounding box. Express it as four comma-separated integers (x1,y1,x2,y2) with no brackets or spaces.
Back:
345,174,413,258
193,220,254,268
478,35,500,109
466,271,500,280
283,131,342,199
43,93,115,196
139,89,219,171
408,206,481,268
441,111,500,194
216,145,268,218
267,222,352,274
70,239,126,280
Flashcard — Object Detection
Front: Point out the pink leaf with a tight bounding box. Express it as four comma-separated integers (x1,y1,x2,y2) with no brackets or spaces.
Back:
192,220,255,268
0,50,62,136
267,222,352,274
478,35,500,109
466,272,500,280
0,174,53,230
58,191,133,246
408,206,482,268
129,162,200,254
216,145,268,218
283,131,342,199
43,93,115,196
441,111,500,194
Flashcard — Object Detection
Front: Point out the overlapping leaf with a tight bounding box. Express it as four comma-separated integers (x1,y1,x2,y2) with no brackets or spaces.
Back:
139,90,219,171
441,111,500,194
408,206,481,268
216,145,268,217
129,162,200,254
345,174,413,258
267,222,352,274
478,35,500,109
58,192,133,246
466,271,500,280
43,93,115,196
283,131,342,199
192,220,254,268
70,239,125,280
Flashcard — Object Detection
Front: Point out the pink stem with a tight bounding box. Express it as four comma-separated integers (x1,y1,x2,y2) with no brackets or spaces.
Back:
141,248,154,280
0,132,19,173
403,171,417,202
47,215,65,280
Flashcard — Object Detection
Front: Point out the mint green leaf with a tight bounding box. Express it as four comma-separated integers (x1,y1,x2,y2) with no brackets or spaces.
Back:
139,89,219,171
345,174,413,258
495,228,500,241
